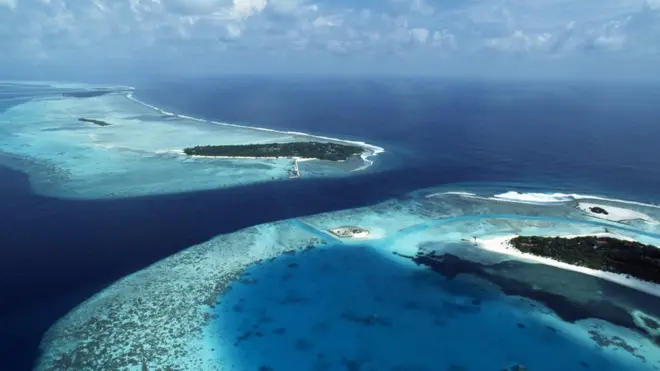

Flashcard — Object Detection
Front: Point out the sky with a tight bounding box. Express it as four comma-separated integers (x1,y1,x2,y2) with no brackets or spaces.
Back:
1,0,659,81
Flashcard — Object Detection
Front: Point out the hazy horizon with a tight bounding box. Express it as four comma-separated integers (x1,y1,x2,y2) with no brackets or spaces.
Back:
2,0,660,82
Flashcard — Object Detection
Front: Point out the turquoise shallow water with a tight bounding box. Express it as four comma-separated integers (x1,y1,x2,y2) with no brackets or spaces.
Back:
33,187,660,370
4,79,660,370
0,82,380,199
207,200,660,371
212,244,655,371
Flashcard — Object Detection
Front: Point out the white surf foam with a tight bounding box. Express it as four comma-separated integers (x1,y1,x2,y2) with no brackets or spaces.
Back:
125,93,384,171
492,191,660,209
426,191,478,198
493,192,574,204
426,191,536,205
0,95,58,103
577,202,658,225
127,93,176,116
0,80,135,91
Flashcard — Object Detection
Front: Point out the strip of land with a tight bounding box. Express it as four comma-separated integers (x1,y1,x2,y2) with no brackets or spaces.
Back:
64,91,113,98
476,234,660,297
79,118,112,126
182,142,364,161
328,226,371,239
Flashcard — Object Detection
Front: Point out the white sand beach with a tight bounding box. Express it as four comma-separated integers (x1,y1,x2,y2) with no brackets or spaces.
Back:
475,234,660,298
577,202,658,224
166,149,316,161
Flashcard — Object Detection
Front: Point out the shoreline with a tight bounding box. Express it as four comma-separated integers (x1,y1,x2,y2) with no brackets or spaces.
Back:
166,149,317,161
426,190,660,210
577,202,658,225
475,233,660,298
492,191,660,209
124,92,384,170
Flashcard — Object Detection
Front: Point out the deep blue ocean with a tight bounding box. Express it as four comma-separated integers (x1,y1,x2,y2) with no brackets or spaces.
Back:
2,77,660,370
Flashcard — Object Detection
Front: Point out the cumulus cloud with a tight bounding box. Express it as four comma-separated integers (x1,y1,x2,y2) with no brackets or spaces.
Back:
312,15,342,28
410,27,429,44
163,0,224,14
0,0,658,77
231,0,267,19
0,0,16,9
269,0,308,14
486,30,553,53
432,30,457,49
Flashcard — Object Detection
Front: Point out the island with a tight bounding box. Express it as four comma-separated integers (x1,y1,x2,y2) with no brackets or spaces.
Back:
183,142,364,161
63,91,112,98
79,118,112,126
589,206,608,215
509,235,660,284
328,226,371,239
577,202,657,224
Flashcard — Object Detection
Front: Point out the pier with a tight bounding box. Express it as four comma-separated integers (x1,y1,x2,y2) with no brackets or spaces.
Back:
289,158,301,179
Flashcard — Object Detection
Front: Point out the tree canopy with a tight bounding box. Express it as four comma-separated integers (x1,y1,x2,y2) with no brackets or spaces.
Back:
511,236,660,284
183,142,364,161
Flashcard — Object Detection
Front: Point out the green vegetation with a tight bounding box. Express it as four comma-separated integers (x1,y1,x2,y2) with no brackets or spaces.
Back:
79,118,112,126
183,142,364,161
511,236,660,283
590,206,609,215
64,91,112,98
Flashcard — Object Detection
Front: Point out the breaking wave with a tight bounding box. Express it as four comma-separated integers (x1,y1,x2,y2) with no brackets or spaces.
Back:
425,191,477,198
430,190,660,210
492,191,660,209
126,92,384,171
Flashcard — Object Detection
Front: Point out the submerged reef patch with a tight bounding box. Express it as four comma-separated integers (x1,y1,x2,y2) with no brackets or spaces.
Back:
211,240,660,371
37,187,660,370
0,82,383,199
400,250,660,346
37,222,325,370
632,311,660,340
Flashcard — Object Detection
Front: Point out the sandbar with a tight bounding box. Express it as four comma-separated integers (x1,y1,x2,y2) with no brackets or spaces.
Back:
577,202,658,224
168,149,316,161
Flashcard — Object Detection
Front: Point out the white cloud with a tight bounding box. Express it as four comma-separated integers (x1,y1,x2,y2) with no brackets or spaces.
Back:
432,30,457,49
486,30,553,53
410,27,429,44
0,0,16,9
313,15,342,28
269,0,305,14
226,22,243,38
0,0,659,77
163,0,224,14
325,39,347,53
389,0,434,17
231,0,267,19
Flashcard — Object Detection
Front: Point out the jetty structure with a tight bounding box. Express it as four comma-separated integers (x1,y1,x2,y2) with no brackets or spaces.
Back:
289,158,302,179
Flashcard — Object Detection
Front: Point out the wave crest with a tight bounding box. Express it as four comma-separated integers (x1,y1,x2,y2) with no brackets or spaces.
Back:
125,92,384,171
427,190,660,212
493,191,660,209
